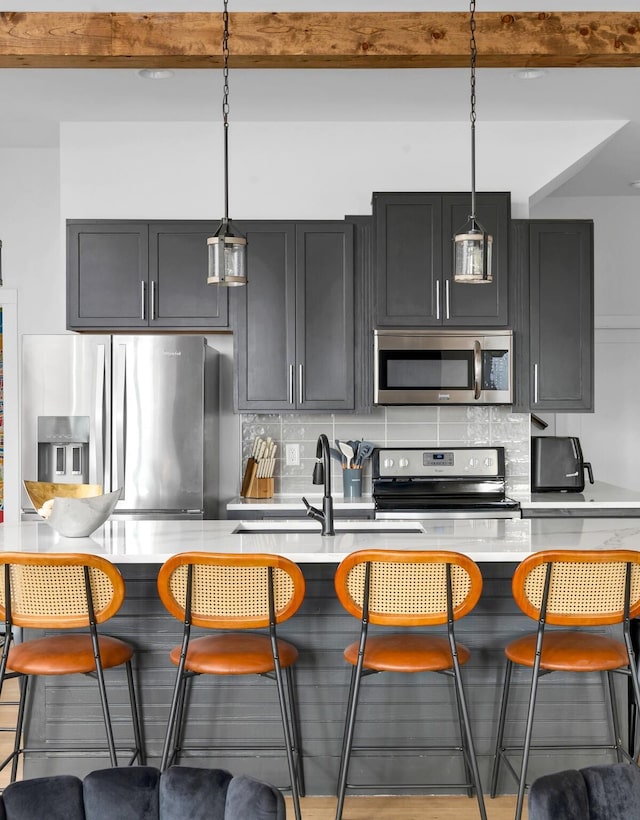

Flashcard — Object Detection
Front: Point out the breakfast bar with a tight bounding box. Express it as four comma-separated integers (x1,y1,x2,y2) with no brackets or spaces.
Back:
1,516,639,795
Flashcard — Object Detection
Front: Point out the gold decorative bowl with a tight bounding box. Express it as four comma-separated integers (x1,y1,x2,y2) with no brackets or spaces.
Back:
23,482,121,537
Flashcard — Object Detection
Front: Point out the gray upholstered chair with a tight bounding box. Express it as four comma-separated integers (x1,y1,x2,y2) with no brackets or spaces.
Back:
528,763,640,820
0,765,286,820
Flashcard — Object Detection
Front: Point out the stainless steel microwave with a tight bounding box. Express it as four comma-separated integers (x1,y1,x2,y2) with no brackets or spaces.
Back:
374,329,513,405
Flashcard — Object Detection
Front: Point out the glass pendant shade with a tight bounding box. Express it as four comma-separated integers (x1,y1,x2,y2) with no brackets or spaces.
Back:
453,226,493,283
207,223,247,286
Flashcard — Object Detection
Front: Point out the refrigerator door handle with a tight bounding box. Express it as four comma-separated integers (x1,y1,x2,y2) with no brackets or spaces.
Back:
93,344,106,487
113,343,127,495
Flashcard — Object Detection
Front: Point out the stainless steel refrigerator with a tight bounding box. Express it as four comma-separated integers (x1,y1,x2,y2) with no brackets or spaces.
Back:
21,335,219,519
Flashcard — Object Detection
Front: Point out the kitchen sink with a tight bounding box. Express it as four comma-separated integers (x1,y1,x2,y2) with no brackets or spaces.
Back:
232,521,425,535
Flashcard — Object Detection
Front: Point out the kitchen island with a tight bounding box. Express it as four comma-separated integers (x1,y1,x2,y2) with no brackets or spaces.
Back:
2,516,640,794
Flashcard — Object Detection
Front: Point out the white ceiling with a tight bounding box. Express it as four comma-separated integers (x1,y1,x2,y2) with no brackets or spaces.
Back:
3,2,640,197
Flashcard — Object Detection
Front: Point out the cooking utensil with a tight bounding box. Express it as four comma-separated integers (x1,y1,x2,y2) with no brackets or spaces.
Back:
330,447,345,465
340,441,355,467
355,441,374,465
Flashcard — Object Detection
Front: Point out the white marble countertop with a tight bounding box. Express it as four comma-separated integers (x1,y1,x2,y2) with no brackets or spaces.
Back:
226,493,374,511
228,482,640,513
3,517,640,564
524,481,640,509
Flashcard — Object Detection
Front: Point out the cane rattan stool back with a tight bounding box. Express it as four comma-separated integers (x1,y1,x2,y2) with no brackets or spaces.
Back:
334,549,487,820
0,552,144,782
157,552,305,629
512,549,640,626
491,549,640,820
0,553,124,628
157,552,306,820
335,548,482,626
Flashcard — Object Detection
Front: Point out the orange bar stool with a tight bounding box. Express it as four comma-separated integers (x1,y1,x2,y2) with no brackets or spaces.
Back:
334,549,487,820
0,552,145,782
490,549,640,820
156,552,305,820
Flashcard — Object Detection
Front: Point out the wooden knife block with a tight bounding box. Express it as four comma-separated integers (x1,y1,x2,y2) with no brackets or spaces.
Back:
241,459,274,499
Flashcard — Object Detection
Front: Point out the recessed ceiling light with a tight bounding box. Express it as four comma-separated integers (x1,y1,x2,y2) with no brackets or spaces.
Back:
137,69,174,80
513,69,548,81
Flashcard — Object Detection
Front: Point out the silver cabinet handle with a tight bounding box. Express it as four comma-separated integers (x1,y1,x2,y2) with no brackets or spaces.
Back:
445,279,451,320
150,280,156,321
140,280,146,321
534,363,539,404
435,280,440,321
298,364,304,405
288,364,294,405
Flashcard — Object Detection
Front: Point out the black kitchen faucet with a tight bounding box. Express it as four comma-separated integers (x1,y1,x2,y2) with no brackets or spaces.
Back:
302,433,335,536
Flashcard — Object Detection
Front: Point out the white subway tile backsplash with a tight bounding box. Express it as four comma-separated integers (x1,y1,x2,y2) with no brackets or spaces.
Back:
240,406,532,497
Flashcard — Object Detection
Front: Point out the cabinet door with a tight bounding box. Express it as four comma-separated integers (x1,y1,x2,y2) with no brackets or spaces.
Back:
296,223,355,410
234,222,296,411
529,221,593,411
374,193,442,326
67,221,148,329
441,192,510,326
148,222,228,328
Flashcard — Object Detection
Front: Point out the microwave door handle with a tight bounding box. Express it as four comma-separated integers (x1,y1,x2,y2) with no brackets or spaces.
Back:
435,280,440,321
473,341,482,399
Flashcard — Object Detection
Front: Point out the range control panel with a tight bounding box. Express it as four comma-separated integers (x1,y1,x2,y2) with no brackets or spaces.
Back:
373,447,505,479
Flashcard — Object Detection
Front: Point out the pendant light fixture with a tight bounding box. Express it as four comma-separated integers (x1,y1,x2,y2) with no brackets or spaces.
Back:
207,0,247,287
453,0,493,284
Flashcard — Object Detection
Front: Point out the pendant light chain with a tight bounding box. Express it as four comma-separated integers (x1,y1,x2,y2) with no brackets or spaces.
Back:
222,0,230,221
206,0,248,287
469,0,477,222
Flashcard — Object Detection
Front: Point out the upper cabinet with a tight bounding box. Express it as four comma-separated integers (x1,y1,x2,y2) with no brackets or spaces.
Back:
511,219,594,412
234,221,355,412
373,192,510,328
67,220,229,331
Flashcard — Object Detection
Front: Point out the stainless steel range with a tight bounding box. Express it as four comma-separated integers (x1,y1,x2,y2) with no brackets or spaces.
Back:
372,446,521,519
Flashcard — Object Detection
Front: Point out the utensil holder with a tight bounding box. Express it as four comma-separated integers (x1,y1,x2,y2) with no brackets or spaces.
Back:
342,468,362,499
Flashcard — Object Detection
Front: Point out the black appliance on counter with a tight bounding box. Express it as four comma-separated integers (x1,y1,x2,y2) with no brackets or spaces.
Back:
372,446,520,519
531,436,594,492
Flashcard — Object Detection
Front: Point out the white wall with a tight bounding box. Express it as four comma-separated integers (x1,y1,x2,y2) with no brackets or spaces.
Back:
532,195,640,491
60,120,621,220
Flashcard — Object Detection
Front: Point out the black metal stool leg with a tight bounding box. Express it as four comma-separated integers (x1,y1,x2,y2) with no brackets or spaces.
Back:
451,669,474,798
606,670,624,763
161,666,187,771
273,658,301,820
490,659,513,798
125,660,145,765
335,661,366,820
285,665,305,797
450,654,487,820
516,658,543,820
9,676,28,783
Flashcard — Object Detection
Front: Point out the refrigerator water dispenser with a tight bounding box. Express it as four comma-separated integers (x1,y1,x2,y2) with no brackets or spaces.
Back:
37,416,90,484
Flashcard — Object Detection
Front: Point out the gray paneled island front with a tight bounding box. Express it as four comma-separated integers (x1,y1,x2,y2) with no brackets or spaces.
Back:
1,517,639,795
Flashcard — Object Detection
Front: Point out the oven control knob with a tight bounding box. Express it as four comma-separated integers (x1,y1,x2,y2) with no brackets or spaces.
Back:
383,458,394,469
469,457,480,468
484,457,493,467
399,458,409,469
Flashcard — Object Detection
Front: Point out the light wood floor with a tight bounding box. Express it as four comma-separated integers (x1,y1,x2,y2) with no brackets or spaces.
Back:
0,678,523,817
286,795,525,819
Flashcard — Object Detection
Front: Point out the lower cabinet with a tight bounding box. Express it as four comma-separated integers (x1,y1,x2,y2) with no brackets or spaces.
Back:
234,221,355,412
511,219,594,412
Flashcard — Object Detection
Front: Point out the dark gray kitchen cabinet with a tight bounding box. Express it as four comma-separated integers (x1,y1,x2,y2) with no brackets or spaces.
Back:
67,220,228,330
511,219,594,412
373,191,510,327
234,221,355,411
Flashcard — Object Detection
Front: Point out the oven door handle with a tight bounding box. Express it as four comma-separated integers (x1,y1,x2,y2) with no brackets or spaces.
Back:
473,340,482,399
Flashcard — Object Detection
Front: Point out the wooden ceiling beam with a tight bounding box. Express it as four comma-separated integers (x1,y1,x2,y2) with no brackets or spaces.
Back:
0,11,639,69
